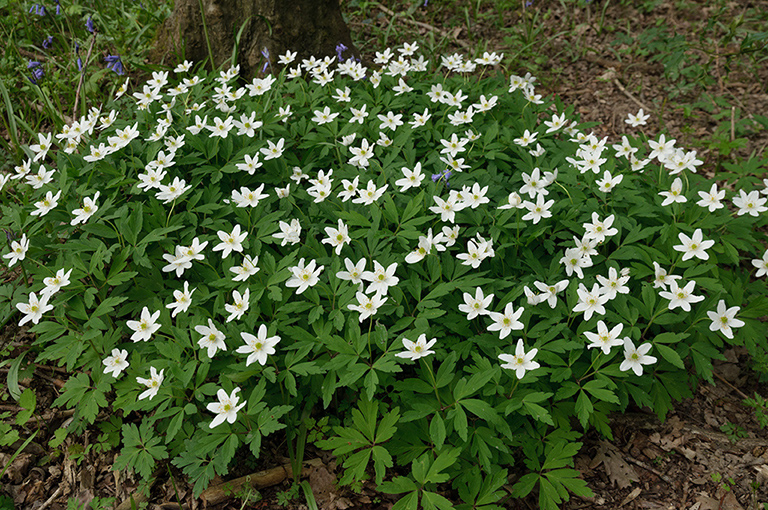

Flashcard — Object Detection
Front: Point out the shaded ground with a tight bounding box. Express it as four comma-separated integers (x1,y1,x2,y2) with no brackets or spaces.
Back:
3,0,768,508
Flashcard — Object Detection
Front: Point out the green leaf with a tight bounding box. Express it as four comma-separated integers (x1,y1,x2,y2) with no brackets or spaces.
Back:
379,476,417,494
429,414,446,449
574,391,593,429
655,343,684,369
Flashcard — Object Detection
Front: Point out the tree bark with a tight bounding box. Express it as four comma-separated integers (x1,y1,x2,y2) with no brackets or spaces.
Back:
152,0,358,79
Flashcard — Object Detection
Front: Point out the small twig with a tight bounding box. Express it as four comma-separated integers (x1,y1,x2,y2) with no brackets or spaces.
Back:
38,486,62,510
730,106,736,142
73,32,97,121
612,78,652,113
713,370,749,400
373,2,470,49
625,455,674,484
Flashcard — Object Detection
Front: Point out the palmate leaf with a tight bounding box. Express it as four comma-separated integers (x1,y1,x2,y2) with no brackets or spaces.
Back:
113,422,168,480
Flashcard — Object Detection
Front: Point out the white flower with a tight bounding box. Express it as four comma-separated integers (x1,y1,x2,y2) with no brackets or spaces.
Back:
733,189,768,217
487,303,524,339
659,280,704,312
237,325,280,366
596,171,623,193
659,177,687,206
126,307,162,342
224,288,250,322
361,261,399,295
752,249,768,278
162,246,193,277
353,181,388,206
706,300,745,340
166,281,195,317
395,334,437,360
155,177,191,203
348,291,387,322
533,280,569,309
230,255,259,282
195,318,227,358
596,267,630,300
136,367,164,400
231,184,269,207
377,111,404,131
583,213,617,244
499,339,540,379
16,292,53,326
213,225,247,259
207,387,246,428
31,190,61,217
3,234,29,268
236,154,263,175
619,339,656,376
522,194,554,224
322,219,350,255
585,321,625,354
102,348,129,378
311,106,339,125
273,219,301,246
559,248,588,279
70,192,101,226
286,258,324,294
458,287,494,320
572,283,609,321
41,268,73,298
696,183,725,212
513,129,537,147
337,258,366,285
260,138,285,160
395,163,425,192
625,109,649,127
652,261,681,290
672,228,715,261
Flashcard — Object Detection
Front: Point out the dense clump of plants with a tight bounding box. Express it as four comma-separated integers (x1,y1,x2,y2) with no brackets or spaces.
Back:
2,43,768,509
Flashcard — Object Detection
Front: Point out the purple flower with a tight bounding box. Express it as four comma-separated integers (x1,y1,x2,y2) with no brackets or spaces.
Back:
29,3,45,15
335,42,348,61
431,169,452,186
85,15,94,33
27,61,44,85
75,43,82,71
55,0,60,15
260,47,270,73
105,54,124,75
42,35,54,49
423,0,428,6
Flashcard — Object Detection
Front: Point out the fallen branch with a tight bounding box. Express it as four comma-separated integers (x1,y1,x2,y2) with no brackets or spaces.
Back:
373,2,470,50
200,458,323,506
612,78,652,114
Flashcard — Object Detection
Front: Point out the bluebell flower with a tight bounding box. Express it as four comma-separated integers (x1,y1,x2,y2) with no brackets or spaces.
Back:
105,54,124,75
431,169,452,186
27,61,44,85
29,3,45,15
55,0,60,15
86,15,94,33
423,0,428,6
42,35,54,49
260,47,270,73
75,43,82,71
335,42,348,61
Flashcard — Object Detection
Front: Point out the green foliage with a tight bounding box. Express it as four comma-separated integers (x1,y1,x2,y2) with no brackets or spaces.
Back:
2,34,767,509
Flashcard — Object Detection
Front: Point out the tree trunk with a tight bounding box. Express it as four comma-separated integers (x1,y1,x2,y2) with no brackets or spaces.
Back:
152,0,358,79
